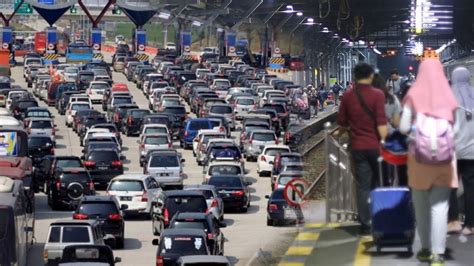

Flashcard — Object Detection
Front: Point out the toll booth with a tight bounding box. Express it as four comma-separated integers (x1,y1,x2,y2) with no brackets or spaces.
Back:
0,27,14,66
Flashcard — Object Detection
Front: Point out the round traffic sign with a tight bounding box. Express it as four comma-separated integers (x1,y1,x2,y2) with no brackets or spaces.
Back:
93,43,100,50
138,44,145,51
184,45,191,52
48,43,55,50
274,47,281,54
283,178,309,207
2,43,8,49
229,46,236,53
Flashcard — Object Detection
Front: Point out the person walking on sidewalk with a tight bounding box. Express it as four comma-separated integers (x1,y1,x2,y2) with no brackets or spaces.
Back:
336,63,388,235
448,66,474,236
331,81,343,106
399,59,458,266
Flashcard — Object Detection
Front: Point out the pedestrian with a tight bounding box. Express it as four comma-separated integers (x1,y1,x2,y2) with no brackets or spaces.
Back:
336,63,388,235
386,68,401,96
447,66,474,236
331,81,343,106
372,74,401,132
399,59,458,266
309,86,318,117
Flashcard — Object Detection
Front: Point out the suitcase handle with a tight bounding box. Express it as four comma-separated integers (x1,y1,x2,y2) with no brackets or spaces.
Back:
378,156,399,187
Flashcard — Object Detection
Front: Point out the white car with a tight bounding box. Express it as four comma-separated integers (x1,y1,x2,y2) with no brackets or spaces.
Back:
138,133,172,166
257,144,291,177
69,94,92,107
203,161,244,183
65,102,92,127
197,138,234,166
234,96,257,119
106,174,163,217
82,128,110,146
87,81,110,103
192,129,221,156
139,124,170,139
63,66,79,82
164,42,177,50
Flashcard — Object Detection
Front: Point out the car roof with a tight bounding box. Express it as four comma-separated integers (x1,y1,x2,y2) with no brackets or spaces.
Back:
251,129,275,134
263,145,290,150
174,212,208,220
161,228,207,237
208,161,241,167
164,190,204,197
111,174,149,181
183,184,216,191
82,195,117,202
178,255,231,264
51,219,97,226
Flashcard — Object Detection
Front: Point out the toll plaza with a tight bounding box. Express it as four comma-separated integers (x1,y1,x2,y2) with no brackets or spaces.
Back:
0,1,473,266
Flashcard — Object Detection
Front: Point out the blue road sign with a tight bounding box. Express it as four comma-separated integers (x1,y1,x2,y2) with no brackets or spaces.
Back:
135,30,146,54
38,0,55,5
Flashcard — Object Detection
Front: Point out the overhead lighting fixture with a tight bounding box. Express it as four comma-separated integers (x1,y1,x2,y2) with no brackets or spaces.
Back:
282,5,294,13
158,12,170,19
333,33,339,38
358,40,365,45
296,12,303,16
192,21,202,27
321,27,329,33
373,48,382,55
341,38,349,43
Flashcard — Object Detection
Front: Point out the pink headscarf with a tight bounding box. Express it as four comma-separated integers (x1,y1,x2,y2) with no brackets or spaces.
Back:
403,59,458,122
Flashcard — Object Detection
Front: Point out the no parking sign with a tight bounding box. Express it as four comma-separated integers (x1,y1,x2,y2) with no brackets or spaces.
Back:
283,178,309,207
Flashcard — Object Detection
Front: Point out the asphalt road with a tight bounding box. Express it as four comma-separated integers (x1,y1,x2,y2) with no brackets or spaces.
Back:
17,57,297,266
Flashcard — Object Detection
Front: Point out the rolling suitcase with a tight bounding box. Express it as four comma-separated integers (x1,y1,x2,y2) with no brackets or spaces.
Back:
370,148,415,253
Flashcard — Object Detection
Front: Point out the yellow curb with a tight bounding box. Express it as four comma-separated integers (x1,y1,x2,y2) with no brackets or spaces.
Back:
353,236,373,266
296,232,320,241
305,222,342,228
278,262,305,266
285,246,314,256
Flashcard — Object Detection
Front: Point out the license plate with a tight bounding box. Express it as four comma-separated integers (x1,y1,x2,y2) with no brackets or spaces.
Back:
160,173,170,177
120,196,132,201
98,166,108,170
284,209,298,219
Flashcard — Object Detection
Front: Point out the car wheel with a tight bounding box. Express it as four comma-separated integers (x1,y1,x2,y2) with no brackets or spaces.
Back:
267,218,273,226
116,235,124,249
220,214,224,221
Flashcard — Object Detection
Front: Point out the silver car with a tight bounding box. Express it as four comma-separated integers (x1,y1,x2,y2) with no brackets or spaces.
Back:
243,129,278,161
184,184,224,221
234,96,257,119
145,150,185,188
138,133,172,166
26,117,56,143
207,104,236,131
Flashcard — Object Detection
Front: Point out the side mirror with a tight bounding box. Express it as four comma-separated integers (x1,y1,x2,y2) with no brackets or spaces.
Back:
265,195,270,199
54,124,58,127
120,204,128,210
152,239,159,246
181,158,186,163
245,181,252,186
80,155,85,160
219,222,227,228
269,161,274,165
81,149,85,153
120,155,126,160
114,257,122,263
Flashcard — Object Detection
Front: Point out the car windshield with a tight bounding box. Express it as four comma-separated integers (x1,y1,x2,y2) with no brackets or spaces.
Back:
271,189,284,199
209,165,241,175
109,180,144,191
144,127,167,135
114,97,133,105
18,101,38,109
284,165,304,172
71,104,90,111
265,105,285,113
149,155,178,167
209,177,242,187
56,159,82,168
215,80,230,86
65,68,78,74
30,120,52,129
27,110,50,117
144,136,168,145
28,137,52,147
281,156,302,164
265,148,289,157
88,142,117,150
160,236,207,255
62,227,91,243
210,106,232,114
279,176,296,185
131,110,150,119
171,221,206,230
88,150,119,161
166,196,207,215
203,135,225,143
237,98,254,105
91,83,109,90
78,202,118,219
253,133,275,141
189,121,211,131
162,99,180,106
209,120,222,127
79,74,94,82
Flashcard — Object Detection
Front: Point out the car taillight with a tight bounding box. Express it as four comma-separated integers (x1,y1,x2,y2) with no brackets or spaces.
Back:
168,142,173,148
184,131,189,137
89,180,94,190
253,103,257,110
249,138,253,144
269,204,278,211
55,180,61,190
128,116,133,125
73,213,89,219
275,139,279,144
88,89,92,95
200,109,205,117
84,161,96,167
260,155,266,162
141,191,148,202
108,213,122,220
114,113,119,122
111,160,122,167
51,147,55,155
219,127,225,132
210,199,218,208
233,190,245,197
156,256,164,266
207,233,215,240
51,127,56,135
285,131,291,141
163,208,169,225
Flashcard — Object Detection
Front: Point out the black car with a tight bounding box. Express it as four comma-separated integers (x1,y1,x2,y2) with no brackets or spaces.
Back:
120,109,151,136
83,141,121,158
83,149,124,186
261,103,289,129
152,229,210,266
73,109,102,132
33,155,84,193
265,188,304,226
47,167,95,210
11,98,38,120
28,135,54,164
76,70,94,91
108,104,139,129
91,123,122,145
207,175,251,212
161,105,187,129
151,190,208,236
251,108,281,136
73,195,127,249
169,212,226,255
283,123,302,150
57,91,80,115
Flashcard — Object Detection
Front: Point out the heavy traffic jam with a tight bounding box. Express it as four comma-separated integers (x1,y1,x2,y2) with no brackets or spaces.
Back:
0,42,310,266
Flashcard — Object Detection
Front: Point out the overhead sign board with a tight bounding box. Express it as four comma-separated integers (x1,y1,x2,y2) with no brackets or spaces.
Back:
14,0,33,14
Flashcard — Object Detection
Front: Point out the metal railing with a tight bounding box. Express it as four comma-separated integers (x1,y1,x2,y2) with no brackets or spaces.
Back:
324,123,358,223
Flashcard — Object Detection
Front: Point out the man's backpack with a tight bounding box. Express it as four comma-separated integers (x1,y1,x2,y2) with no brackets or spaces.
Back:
411,113,455,165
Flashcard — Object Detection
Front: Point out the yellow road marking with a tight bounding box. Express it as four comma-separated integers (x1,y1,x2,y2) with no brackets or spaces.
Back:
278,262,305,266
285,246,314,256
296,232,320,241
305,222,342,228
353,236,373,266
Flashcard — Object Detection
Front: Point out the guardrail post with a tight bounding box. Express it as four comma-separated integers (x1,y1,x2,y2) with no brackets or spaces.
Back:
324,122,331,223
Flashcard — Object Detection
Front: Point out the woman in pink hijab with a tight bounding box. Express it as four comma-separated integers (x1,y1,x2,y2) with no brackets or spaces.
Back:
399,59,458,266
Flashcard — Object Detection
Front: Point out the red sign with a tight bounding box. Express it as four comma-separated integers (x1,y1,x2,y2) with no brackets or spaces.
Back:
283,178,309,207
